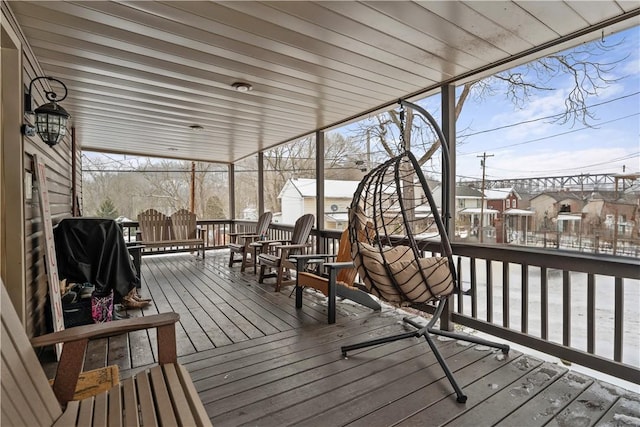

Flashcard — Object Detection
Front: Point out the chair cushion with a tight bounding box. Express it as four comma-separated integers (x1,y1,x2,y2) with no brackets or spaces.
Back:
353,242,452,303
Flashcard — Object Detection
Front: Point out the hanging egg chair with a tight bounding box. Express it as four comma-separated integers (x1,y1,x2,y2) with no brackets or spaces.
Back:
342,99,509,403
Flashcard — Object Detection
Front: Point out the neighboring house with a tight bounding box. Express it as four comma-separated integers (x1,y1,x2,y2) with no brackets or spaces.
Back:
485,187,520,212
241,207,258,220
529,191,586,231
450,185,498,241
485,187,533,244
278,178,360,228
582,192,638,240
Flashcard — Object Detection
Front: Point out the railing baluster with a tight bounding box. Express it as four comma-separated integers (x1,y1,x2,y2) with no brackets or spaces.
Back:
486,260,493,323
521,263,528,334
456,257,463,313
503,262,509,328
541,267,548,340
418,238,639,384
563,270,571,347
614,277,624,362
587,273,595,354
470,257,477,318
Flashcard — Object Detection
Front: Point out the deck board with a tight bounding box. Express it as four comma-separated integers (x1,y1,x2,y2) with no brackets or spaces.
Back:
38,250,640,426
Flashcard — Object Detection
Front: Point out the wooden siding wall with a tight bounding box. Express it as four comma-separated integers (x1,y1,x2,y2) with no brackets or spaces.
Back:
4,2,74,338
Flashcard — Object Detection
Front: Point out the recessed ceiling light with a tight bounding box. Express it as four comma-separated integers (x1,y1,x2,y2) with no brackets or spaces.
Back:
232,82,253,92
189,124,204,132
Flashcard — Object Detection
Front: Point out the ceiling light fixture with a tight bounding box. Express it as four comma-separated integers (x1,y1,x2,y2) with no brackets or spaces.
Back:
231,81,253,92
22,76,70,147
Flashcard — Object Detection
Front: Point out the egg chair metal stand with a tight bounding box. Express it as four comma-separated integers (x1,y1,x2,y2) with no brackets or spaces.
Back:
341,99,509,404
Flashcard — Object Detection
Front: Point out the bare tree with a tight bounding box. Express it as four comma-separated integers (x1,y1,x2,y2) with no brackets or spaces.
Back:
261,133,365,213
355,38,625,170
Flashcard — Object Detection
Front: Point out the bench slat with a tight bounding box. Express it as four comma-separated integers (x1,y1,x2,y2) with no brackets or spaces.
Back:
149,366,177,426
176,363,211,427
163,364,197,426
53,401,80,427
135,371,158,427
93,392,108,427
121,378,139,427
107,384,122,427
77,396,94,426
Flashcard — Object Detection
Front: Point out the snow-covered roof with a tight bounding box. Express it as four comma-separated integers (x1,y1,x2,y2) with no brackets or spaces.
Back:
484,187,519,200
504,208,534,216
459,208,500,214
456,185,484,198
556,213,582,221
279,178,360,199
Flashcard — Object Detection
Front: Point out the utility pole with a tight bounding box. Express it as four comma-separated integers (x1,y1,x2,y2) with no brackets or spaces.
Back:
477,152,494,243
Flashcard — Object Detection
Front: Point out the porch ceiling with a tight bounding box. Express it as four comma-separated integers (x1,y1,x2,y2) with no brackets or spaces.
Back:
7,1,639,164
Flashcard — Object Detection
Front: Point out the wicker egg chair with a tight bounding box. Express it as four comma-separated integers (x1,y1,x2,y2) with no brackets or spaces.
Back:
341,100,509,403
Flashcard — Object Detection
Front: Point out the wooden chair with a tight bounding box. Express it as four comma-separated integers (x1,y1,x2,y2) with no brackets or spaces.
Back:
0,280,212,426
170,209,206,258
137,208,170,242
257,213,314,292
292,228,381,323
228,211,272,272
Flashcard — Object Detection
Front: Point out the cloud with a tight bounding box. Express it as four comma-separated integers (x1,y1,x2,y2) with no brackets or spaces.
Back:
479,146,637,180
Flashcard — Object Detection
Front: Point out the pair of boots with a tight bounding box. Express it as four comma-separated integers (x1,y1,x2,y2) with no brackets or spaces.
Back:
122,288,152,309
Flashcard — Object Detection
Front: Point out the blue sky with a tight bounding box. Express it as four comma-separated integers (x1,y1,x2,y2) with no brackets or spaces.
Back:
86,25,639,182
451,26,639,181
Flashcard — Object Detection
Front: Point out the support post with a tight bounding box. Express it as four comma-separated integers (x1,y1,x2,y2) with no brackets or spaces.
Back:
441,84,456,331
229,163,235,221
442,85,456,240
316,130,325,254
258,152,265,215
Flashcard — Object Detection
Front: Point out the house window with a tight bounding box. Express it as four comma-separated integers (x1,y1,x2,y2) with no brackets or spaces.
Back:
512,198,517,209
506,199,510,209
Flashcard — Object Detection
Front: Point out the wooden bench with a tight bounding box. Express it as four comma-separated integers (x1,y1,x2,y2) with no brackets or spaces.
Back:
1,280,212,426
137,208,205,258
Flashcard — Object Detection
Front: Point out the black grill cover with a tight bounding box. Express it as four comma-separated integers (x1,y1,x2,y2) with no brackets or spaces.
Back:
54,217,138,297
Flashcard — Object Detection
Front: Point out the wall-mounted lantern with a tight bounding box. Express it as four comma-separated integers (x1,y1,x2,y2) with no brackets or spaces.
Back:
22,76,70,147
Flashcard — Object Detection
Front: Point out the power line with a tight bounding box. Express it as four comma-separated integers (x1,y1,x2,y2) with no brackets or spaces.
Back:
459,112,640,157
460,91,639,139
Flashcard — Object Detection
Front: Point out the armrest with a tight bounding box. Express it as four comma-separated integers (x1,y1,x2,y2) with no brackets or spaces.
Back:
323,261,355,272
35,312,180,406
290,253,335,261
31,312,180,347
275,243,312,250
290,253,335,271
250,239,285,246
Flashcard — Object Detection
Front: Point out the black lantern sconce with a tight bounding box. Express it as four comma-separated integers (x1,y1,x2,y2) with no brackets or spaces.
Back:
22,76,70,147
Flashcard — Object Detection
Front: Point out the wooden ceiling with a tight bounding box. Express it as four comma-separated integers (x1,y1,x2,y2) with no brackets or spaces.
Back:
7,1,639,163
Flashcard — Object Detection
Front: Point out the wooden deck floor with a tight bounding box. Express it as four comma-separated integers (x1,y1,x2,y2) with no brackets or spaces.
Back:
42,251,640,426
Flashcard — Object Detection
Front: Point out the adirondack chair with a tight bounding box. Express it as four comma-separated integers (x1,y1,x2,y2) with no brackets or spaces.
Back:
170,209,206,258
228,211,273,272
292,228,381,323
257,213,314,292
137,209,205,258
137,208,170,242
0,279,212,426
